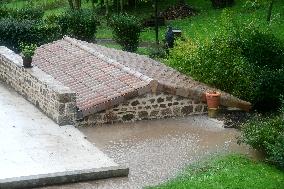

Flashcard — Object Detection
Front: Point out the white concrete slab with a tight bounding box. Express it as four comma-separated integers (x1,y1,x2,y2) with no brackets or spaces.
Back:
0,82,128,189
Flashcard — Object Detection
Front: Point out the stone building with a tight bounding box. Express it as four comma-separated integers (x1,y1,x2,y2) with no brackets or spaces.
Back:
0,37,251,127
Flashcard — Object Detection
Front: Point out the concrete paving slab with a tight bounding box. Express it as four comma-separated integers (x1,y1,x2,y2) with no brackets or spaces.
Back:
0,82,128,189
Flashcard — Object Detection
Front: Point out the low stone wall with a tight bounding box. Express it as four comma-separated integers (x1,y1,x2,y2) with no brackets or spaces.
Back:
77,92,207,126
0,47,76,125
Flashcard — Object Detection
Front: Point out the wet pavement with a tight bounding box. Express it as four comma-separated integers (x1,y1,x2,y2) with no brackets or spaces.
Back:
0,82,127,189
40,116,258,189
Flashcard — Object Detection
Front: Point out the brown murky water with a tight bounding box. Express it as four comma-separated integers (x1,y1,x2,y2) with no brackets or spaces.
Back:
40,116,259,189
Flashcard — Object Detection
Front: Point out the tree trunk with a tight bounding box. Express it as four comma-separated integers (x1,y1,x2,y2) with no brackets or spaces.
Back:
120,0,123,12
177,0,186,4
74,0,81,10
267,0,274,22
105,0,109,16
68,0,74,10
154,0,159,44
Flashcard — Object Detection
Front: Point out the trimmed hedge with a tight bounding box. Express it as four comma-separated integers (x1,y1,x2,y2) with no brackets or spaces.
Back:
0,6,44,21
58,9,97,41
110,13,142,52
0,18,62,52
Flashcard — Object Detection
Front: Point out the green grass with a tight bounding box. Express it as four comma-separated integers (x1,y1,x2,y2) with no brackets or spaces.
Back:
96,0,284,42
4,0,284,54
146,154,284,189
4,0,284,42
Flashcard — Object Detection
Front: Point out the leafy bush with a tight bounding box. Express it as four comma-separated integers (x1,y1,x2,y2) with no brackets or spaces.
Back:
36,22,62,45
110,13,142,52
168,36,256,102
58,9,97,41
0,18,62,52
149,46,167,59
167,10,284,111
237,29,284,70
210,0,235,8
0,18,38,52
239,111,284,169
242,0,267,12
9,6,44,21
36,0,67,11
0,5,9,19
166,39,198,74
253,69,284,111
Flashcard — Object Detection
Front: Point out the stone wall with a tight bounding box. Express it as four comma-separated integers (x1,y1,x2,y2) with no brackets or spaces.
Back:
77,92,207,126
0,47,76,125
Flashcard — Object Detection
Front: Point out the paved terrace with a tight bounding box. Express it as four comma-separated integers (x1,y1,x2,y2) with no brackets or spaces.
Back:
33,37,251,118
0,82,128,189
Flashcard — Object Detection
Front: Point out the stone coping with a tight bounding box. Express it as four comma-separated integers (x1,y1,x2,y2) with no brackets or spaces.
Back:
0,166,129,189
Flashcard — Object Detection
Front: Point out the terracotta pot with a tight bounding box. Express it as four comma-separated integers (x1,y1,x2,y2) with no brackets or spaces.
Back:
22,56,32,68
206,91,221,109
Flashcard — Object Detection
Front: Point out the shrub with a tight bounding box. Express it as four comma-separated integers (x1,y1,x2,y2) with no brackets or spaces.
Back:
239,111,284,169
0,5,9,19
37,0,67,11
9,6,44,21
242,0,268,12
210,0,235,8
0,18,38,52
167,39,199,74
0,18,62,52
253,69,284,111
168,36,256,102
235,23,284,111
192,37,256,101
237,28,284,70
58,9,97,41
35,22,62,45
149,46,167,59
167,10,284,111
110,13,142,52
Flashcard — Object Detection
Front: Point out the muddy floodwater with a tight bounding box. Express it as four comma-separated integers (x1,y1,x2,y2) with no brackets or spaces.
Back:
41,116,258,189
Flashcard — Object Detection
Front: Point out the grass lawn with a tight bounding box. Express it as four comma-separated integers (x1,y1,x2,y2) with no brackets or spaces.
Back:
98,0,284,42
4,0,284,43
146,154,284,189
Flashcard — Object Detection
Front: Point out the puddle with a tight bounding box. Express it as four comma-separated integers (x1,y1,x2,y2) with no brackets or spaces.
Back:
42,115,259,189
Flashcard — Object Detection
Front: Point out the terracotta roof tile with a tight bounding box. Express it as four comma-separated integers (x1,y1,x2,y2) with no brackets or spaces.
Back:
33,37,251,115
33,38,152,115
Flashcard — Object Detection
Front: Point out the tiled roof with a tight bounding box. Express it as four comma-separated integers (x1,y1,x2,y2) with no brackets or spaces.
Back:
33,37,251,116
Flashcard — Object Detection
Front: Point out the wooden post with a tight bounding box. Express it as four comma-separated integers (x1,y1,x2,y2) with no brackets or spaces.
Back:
154,0,159,44
267,0,274,22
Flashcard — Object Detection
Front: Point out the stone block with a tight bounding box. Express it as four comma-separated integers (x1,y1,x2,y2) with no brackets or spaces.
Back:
161,108,172,116
138,111,148,119
122,114,135,121
181,106,193,115
157,97,164,103
150,110,159,117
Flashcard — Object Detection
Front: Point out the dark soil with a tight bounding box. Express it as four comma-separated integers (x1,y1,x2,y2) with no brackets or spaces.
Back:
216,110,253,129
159,3,197,20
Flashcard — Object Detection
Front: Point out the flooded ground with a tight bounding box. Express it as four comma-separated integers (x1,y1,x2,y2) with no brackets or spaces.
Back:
40,116,258,189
